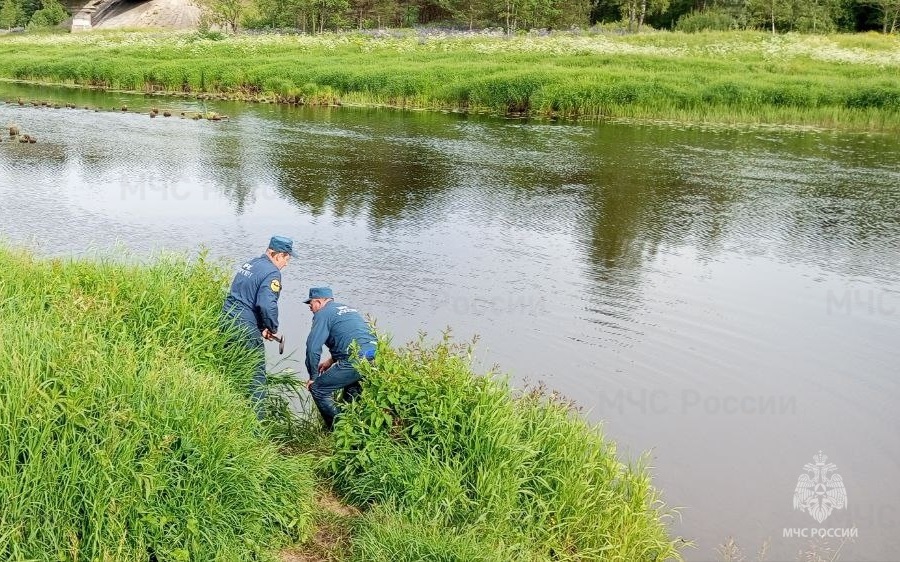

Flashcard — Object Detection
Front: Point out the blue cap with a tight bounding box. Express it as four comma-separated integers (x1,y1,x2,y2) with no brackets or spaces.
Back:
303,286,333,304
268,236,298,258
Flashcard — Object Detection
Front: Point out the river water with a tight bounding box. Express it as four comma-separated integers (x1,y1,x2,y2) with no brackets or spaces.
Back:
1,82,898,561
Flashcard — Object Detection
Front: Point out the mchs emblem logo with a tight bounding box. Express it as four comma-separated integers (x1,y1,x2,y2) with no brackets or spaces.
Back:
793,451,847,523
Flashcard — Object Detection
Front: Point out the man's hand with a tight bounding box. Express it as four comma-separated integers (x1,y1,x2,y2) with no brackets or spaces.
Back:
306,379,313,391
262,328,276,341
318,357,334,374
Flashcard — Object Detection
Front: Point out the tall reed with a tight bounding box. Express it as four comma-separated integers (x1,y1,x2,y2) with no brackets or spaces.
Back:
0,31,897,130
329,335,684,561
0,248,314,561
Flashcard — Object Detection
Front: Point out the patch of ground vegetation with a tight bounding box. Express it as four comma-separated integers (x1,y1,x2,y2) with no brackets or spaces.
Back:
0,30,898,130
0,247,683,560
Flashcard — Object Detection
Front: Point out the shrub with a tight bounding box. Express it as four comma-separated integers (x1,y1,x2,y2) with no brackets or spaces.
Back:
330,335,683,561
845,86,900,110
27,0,67,28
675,10,738,33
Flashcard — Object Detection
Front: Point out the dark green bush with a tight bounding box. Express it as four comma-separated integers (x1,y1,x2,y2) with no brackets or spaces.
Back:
845,86,900,110
27,0,67,28
675,10,738,33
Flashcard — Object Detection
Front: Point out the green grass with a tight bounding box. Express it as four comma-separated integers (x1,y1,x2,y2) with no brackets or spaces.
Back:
0,247,683,560
328,335,684,561
0,30,898,130
349,506,525,561
0,248,315,561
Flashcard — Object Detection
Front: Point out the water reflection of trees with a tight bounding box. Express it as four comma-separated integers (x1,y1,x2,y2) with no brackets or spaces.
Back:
262,108,454,229
503,126,747,283
784,135,900,248
7,81,897,288
271,138,451,228
203,128,260,215
225,106,900,287
522,125,739,287
263,116,745,296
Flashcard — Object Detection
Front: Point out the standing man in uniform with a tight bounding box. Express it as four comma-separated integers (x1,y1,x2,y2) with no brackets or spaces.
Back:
303,287,377,430
222,236,298,415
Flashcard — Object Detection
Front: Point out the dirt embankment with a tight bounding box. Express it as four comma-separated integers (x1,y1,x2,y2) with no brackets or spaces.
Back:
90,0,200,29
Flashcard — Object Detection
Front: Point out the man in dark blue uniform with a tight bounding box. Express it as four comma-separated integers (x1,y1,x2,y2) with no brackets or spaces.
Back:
222,236,298,415
303,287,376,430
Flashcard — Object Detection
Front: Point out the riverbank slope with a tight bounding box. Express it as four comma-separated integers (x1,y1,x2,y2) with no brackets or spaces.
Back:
0,30,898,130
0,247,684,561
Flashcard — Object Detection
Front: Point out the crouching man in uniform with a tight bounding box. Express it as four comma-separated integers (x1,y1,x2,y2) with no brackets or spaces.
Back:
222,236,298,416
303,287,376,430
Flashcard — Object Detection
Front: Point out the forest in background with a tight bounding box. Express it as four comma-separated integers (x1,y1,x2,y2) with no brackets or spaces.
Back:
1,0,898,34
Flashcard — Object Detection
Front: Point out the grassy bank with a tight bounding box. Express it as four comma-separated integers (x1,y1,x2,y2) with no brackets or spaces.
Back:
0,247,682,560
330,337,683,560
0,248,315,560
0,30,899,130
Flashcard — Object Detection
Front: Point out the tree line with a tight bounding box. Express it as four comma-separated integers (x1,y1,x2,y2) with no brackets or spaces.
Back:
1,0,896,34
215,0,899,34
0,0,67,29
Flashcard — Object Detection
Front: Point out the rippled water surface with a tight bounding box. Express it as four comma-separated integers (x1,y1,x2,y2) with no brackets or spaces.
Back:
2,82,899,561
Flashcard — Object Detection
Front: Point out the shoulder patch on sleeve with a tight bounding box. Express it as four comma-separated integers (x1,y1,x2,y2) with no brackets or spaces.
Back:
270,279,281,293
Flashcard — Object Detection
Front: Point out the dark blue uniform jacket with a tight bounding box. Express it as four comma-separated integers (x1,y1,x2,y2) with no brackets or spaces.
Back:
222,254,282,335
306,301,376,378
